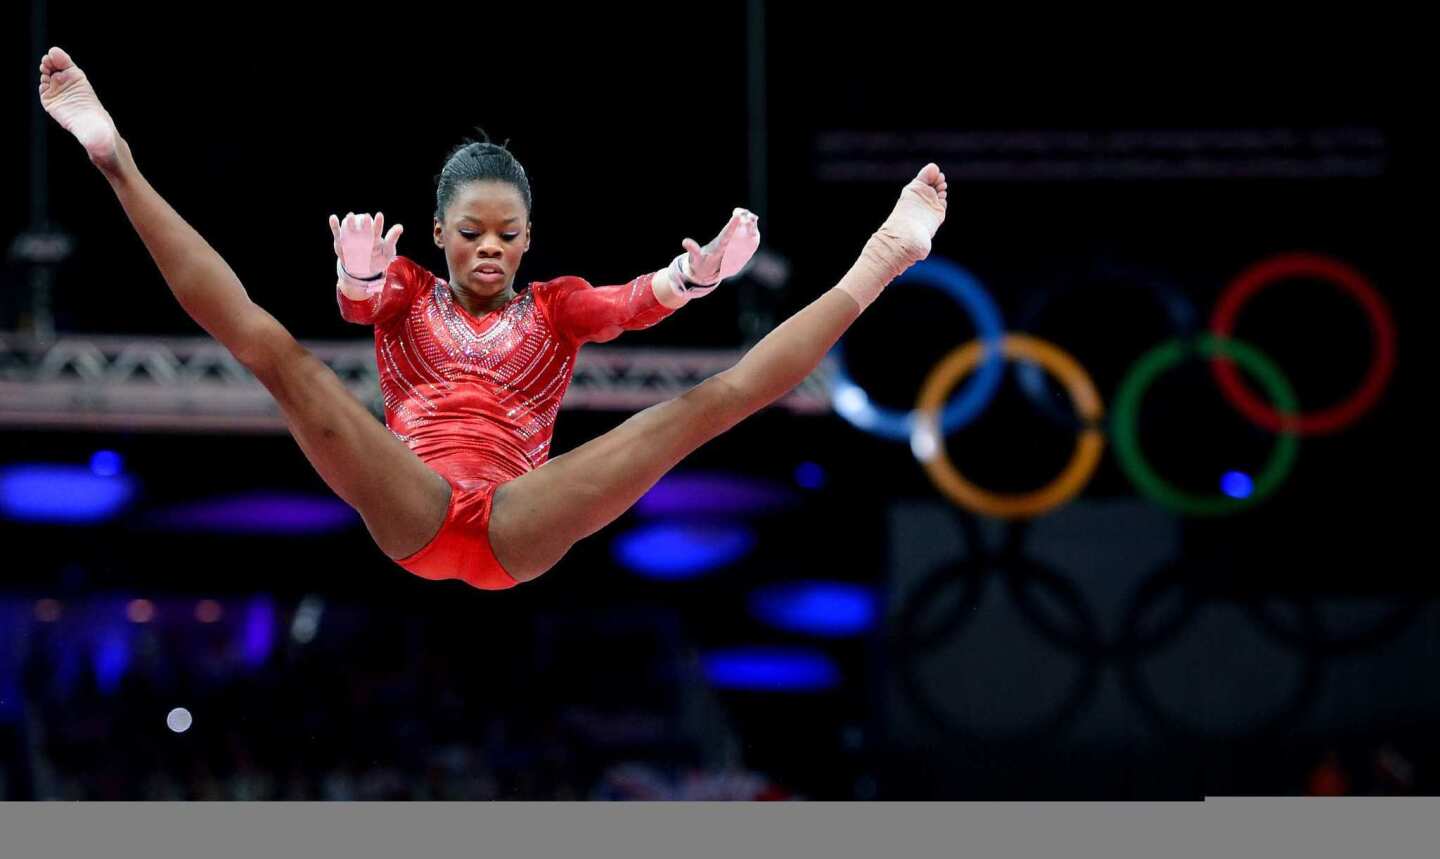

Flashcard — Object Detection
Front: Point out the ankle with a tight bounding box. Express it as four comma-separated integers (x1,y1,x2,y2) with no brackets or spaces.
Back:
95,136,130,184
836,245,899,312
860,228,920,280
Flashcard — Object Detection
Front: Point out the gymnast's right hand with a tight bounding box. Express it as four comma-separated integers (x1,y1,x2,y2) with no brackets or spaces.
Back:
668,208,760,298
330,212,403,298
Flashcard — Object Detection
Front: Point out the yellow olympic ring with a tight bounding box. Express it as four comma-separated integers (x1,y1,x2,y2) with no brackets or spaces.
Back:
912,335,1106,518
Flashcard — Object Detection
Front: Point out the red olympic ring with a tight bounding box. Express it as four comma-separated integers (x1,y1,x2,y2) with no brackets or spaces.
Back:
1209,252,1396,436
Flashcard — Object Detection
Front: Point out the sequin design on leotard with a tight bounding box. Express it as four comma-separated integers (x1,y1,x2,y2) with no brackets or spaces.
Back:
338,257,675,484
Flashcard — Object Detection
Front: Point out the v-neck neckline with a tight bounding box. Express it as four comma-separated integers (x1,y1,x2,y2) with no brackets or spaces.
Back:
442,279,520,332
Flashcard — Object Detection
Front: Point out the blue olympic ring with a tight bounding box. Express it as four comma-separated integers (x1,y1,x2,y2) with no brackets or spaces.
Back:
828,256,1006,442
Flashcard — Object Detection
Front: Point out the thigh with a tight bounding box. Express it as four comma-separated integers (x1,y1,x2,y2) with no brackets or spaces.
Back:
245,313,451,559
490,374,743,581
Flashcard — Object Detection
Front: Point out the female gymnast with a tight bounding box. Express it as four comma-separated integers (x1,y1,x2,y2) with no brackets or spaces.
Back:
37,46,947,591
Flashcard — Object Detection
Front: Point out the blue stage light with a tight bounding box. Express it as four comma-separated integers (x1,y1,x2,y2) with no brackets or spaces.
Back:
749,581,877,637
634,471,798,518
1220,470,1254,499
145,492,359,534
793,462,826,490
89,450,123,477
701,647,841,692
0,463,137,524
612,521,757,580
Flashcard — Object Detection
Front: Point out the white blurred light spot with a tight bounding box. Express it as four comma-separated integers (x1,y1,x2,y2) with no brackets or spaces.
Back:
833,384,874,428
291,595,325,644
747,249,791,288
910,415,942,462
166,707,193,733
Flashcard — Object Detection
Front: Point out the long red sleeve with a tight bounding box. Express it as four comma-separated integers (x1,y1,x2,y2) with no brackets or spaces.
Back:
336,256,433,326
540,273,676,345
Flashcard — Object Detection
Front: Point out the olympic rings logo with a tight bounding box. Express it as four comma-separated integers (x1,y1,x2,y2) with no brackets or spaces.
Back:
827,252,1397,518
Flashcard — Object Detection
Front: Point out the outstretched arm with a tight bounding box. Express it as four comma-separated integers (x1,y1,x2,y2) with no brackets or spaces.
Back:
550,208,761,344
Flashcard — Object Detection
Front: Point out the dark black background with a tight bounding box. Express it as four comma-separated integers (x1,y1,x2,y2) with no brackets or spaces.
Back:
1,2,1430,799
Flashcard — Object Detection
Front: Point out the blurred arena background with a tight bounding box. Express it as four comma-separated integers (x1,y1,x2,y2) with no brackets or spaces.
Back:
0,3,1428,799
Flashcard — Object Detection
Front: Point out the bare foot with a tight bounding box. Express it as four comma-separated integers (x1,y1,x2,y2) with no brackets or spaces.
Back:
838,164,951,310
877,162,948,263
38,47,120,171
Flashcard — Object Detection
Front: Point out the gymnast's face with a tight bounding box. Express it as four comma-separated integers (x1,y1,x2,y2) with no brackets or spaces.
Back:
433,180,532,306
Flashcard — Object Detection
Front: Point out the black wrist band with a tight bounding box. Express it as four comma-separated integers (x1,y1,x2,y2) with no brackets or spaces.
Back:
340,261,385,282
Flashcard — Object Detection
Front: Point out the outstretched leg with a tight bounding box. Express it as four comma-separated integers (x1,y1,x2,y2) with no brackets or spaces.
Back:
490,164,949,581
38,47,449,559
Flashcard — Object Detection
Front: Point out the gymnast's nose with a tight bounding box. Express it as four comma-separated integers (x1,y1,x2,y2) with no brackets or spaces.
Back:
476,236,503,258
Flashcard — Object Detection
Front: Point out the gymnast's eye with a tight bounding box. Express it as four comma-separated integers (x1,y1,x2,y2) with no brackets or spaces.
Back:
458,230,478,240
502,233,520,241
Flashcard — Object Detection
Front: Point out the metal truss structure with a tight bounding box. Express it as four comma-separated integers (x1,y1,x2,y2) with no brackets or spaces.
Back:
0,332,835,433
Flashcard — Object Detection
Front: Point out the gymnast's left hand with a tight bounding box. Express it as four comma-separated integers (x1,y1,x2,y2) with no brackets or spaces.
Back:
671,208,760,293
330,211,404,296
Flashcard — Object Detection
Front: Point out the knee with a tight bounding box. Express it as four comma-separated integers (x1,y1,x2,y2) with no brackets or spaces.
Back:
243,337,314,393
231,309,303,381
660,374,749,441
243,347,305,395
704,367,768,413
691,371,740,404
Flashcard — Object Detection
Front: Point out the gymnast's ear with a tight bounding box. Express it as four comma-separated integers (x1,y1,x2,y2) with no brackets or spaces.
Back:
433,218,445,249
524,221,532,253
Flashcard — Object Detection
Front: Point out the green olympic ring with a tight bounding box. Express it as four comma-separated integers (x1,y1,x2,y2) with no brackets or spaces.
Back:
1110,334,1301,517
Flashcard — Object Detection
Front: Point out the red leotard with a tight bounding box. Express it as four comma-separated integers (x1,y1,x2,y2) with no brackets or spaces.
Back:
338,257,675,588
